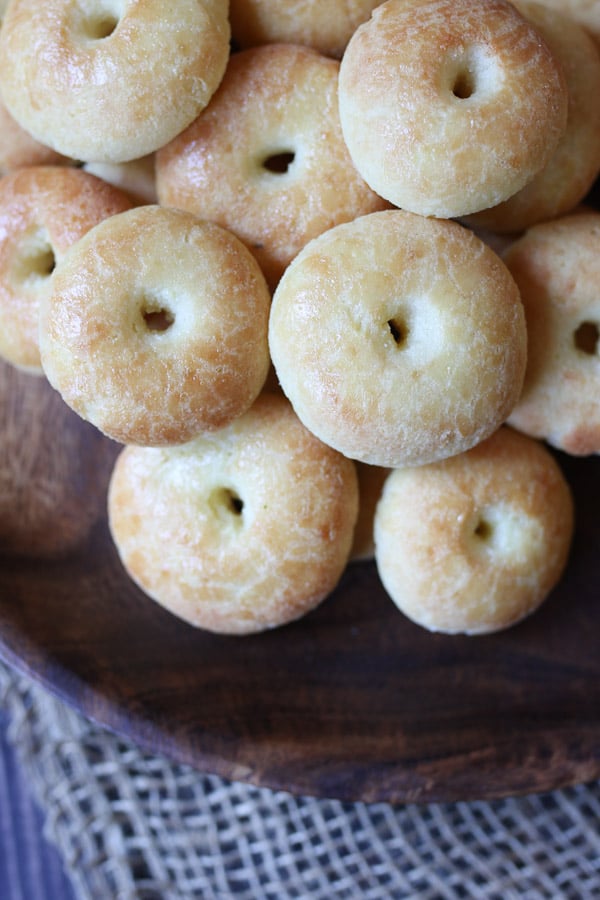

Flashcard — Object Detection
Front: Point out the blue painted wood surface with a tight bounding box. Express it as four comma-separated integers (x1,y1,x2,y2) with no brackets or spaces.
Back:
0,709,76,900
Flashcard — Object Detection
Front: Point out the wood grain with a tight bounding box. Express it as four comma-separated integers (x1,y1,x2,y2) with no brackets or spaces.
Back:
0,359,599,804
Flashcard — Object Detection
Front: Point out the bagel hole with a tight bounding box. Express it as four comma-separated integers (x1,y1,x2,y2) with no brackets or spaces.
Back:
142,306,174,333
468,504,544,565
13,233,56,283
452,68,476,100
28,246,55,278
473,516,493,542
262,151,295,174
466,507,499,559
574,321,599,356
209,487,245,523
443,45,499,103
388,317,409,348
88,14,118,38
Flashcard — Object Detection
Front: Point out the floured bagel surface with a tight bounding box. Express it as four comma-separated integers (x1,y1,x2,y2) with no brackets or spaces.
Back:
269,210,527,468
338,0,568,217
374,426,574,634
108,394,359,634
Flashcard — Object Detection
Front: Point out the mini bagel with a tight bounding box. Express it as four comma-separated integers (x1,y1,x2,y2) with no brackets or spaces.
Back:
338,0,568,217
39,205,272,446
156,43,388,291
504,211,600,456
108,393,359,635
0,0,230,163
269,209,527,468
466,1,600,232
0,165,132,374
374,426,574,634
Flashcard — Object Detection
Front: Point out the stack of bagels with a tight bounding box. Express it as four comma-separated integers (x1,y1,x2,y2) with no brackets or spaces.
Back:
0,0,598,636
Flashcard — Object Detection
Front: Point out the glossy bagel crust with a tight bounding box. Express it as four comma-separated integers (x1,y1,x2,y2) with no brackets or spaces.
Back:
108,393,359,634
374,426,574,634
338,0,568,217
156,43,388,291
0,0,230,162
39,205,271,446
269,210,527,468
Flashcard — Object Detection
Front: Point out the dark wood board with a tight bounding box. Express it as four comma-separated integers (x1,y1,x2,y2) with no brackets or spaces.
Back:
0,356,599,805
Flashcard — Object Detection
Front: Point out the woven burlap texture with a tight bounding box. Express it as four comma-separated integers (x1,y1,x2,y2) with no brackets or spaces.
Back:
0,660,598,900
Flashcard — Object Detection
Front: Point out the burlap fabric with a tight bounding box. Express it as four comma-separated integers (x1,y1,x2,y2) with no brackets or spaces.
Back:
0,660,598,900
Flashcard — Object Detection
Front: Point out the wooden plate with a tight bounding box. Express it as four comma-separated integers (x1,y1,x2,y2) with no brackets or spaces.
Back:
0,357,599,805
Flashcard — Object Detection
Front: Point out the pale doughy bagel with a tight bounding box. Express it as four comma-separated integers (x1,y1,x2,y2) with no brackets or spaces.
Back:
229,0,383,59
466,1,600,233
0,0,230,163
39,205,272,446
108,393,359,635
0,166,132,374
338,0,568,217
156,43,389,291
504,211,600,455
269,210,527,468
374,426,574,635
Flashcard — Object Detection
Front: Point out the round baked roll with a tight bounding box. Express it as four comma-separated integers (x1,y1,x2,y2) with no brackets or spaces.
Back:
39,205,271,446
269,209,527,468
0,0,230,162
374,426,574,634
108,393,359,634
156,43,388,291
338,0,568,217
229,0,383,58
504,211,600,455
0,165,132,374
465,1,600,233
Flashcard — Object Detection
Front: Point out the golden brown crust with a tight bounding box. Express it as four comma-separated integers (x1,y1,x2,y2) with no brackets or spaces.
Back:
108,393,359,634
156,43,389,291
0,165,132,373
269,210,527,468
229,0,382,58
338,0,568,217
466,1,600,232
504,211,600,455
374,426,574,634
0,0,230,162
39,205,272,446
